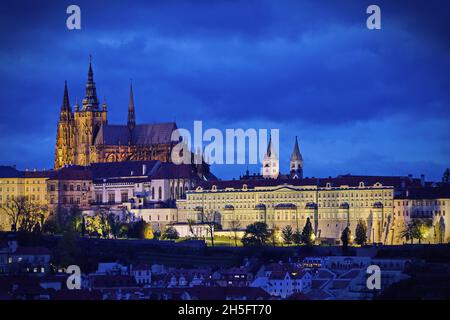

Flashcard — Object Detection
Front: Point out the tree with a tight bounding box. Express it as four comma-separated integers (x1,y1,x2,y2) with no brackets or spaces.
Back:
187,219,197,239
162,226,179,240
270,224,279,246
127,219,153,239
97,209,112,238
400,220,431,244
1,196,47,232
241,222,270,246
301,218,314,246
355,219,368,246
282,225,294,245
85,214,102,237
400,222,415,244
202,211,219,246
442,168,450,184
293,229,302,245
341,226,351,253
1,196,27,232
143,223,154,240
108,213,125,239
42,215,61,234
229,220,241,247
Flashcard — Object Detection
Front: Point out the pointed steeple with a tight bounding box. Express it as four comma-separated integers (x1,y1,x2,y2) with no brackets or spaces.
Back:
127,80,136,131
82,55,99,111
290,136,303,161
266,134,274,158
61,80,71,112
262,133,279,179
290,136,303,179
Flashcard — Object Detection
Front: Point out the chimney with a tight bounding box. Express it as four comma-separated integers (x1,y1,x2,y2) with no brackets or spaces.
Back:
420,174,425,187
142,164,147,175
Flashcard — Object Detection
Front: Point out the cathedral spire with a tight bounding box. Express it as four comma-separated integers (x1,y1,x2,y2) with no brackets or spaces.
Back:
127,80,136,131
61,80,71,112
82,55,99,111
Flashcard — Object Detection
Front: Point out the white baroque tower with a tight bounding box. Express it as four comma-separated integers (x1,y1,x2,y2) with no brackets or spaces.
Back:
262,135,279,179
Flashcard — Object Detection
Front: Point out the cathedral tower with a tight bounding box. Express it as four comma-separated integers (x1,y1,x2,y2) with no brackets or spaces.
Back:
73,57,107,166
290,136,303,179
262,135,279,179
54,81,74,169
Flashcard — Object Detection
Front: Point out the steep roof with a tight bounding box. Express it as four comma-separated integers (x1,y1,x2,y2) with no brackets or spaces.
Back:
152,162,200,180
397,186,450,199
94,122,177,146
0,166,52,179
47,166,92,181
290,136,303,161
90,160,160,181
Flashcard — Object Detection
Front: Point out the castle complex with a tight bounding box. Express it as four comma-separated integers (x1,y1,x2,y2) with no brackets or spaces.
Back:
0,60,448,245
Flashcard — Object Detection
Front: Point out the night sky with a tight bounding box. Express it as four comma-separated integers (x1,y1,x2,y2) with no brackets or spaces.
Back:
0,0,449,180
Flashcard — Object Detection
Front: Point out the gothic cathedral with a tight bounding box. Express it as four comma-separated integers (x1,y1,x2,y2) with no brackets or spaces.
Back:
54,59,178,169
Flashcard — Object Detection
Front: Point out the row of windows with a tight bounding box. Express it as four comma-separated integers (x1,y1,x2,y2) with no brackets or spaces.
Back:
147,215,175,221
190,201,391,211
48,183,90,192
0,180,45,185
49,197,81,205
397,200,447,206
190,191,392,202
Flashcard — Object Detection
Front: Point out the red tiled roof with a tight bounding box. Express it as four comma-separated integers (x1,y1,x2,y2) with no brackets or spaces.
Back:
48,166,92,181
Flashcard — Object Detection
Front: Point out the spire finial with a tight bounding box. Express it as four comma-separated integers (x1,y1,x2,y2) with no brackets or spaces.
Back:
62,80,70,111
128,79,136,131
290,135,302,161
82,54,99,110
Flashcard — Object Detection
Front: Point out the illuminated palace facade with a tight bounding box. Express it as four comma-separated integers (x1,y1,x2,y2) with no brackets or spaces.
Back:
178,178,398,244
54,59,178,170
177,141,444,245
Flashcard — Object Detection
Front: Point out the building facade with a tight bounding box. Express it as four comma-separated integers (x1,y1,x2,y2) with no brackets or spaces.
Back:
0,166,49,231
46,166,94,213
393,186,450,243
179,177,402,244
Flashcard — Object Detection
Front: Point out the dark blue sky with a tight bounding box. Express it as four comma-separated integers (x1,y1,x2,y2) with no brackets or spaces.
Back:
0,0,449,180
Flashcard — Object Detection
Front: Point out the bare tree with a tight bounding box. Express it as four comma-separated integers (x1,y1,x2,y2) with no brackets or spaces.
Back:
229,219,241,246
1,196,47,232
187,219,197,238
2,196,28,232
202,211,219,246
